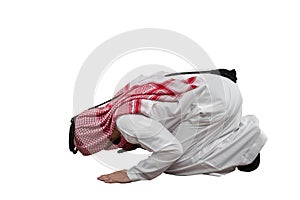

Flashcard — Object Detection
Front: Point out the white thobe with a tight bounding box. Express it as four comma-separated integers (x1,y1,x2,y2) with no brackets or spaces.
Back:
115,73,267,181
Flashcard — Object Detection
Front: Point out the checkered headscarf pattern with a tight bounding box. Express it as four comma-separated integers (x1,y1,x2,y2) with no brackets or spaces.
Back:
74,73,202,155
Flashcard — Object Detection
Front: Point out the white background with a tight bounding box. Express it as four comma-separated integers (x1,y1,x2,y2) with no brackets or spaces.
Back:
1,0,299,199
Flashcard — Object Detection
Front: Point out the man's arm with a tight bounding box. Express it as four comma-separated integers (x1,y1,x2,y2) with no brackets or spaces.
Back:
116,114,184,181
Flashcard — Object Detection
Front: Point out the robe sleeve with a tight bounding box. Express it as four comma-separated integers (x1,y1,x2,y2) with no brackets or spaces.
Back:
116,114,184,181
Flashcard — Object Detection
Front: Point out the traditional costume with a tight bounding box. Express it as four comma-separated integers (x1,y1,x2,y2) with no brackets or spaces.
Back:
72,70,267,181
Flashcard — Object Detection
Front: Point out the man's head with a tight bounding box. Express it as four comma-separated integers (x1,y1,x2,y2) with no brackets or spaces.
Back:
109,127,121,145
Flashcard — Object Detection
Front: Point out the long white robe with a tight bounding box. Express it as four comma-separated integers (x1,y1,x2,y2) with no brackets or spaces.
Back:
115,73,267,181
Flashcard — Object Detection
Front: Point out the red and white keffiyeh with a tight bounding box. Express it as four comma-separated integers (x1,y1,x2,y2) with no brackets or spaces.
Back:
74,72,203,155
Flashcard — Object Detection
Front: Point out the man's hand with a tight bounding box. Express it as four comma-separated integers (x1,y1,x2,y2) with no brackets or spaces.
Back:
97,170,132,184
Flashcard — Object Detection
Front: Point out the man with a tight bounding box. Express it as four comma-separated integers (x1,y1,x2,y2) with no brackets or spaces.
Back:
72,70,267,183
